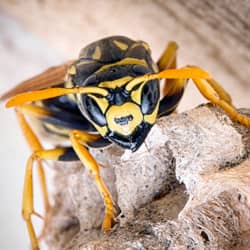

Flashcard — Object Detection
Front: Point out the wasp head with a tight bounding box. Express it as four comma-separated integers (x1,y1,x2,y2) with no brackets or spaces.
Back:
76,65,160,151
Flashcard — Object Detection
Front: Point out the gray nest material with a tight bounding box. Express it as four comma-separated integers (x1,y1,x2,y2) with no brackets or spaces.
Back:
43,104,250,250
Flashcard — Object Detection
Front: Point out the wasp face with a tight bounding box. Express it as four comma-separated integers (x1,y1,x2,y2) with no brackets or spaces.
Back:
76,65,160,151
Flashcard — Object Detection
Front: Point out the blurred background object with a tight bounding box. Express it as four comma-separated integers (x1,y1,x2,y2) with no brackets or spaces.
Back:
0,0,249,249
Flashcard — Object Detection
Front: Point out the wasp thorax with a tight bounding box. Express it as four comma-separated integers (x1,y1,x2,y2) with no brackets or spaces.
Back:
106,102,143,136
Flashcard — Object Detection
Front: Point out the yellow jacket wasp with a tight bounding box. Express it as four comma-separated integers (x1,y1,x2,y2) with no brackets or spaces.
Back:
1,36,250,250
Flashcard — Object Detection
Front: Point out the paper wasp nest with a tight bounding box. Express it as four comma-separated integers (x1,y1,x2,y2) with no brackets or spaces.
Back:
44,105,250,250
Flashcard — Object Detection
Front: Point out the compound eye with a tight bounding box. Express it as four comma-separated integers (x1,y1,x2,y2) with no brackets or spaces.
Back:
82,96,107,126
141,80,159,115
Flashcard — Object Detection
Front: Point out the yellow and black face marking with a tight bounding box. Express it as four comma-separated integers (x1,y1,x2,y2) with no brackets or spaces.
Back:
74,60,160,151
68,36,161,151
2,35,250,250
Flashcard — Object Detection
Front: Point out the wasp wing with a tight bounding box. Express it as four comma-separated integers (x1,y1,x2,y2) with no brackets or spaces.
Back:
0,60,75,101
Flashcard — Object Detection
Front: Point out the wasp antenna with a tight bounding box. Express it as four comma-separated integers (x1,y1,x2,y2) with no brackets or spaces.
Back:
125,67,211,92
151,67,211,81
78,86,109,96
6,88,79,108
6,86,109,108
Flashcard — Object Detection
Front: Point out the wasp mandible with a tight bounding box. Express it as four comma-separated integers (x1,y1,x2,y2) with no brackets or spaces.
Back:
1,36,250,250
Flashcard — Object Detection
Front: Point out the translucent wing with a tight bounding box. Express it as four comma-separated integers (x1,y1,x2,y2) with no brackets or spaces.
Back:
0,60,75,101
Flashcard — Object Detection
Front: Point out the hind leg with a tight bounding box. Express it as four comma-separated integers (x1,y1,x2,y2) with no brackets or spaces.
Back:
157,41,187,117
16,109,51,250
192,77,250,126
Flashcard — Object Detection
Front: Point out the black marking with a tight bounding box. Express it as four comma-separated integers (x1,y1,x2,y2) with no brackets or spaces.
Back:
158,88,185,117
79,36,133,63
87,137,111,148
41,97,96,132
132,65,149,75
107,87,130,105
83,96,107,126
107,121,152,152
71,60,102,86
114,115,133,126
141,80,160,115
58,148,79,161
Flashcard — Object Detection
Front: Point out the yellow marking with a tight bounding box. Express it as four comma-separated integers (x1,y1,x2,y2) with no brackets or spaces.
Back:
78,86,108,96
96,58,148,73
130,82,145,104
127,77,148,91
113,40,128,50
144,102,160,124
68,65,76,75
65,80,76,102
99,76,133,88
151,61,159,73
65,80,73,88
106,102,143,136
92,123,108,137
141,41,150,51
130,41,150,51
44,123,71,137
92,46,102,60
77,60,95,66
88,94,109,113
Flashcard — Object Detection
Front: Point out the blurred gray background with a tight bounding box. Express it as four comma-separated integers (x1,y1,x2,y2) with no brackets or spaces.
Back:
0,1,249,249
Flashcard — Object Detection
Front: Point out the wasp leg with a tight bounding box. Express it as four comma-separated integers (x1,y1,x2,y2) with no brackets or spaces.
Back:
158,86,185,117
205,78,232,105
22,146,81,250
192,78,250,127
70,130,115,231
157,41,187,117
158,41,180,98
157,41,178,71
16,110,50,250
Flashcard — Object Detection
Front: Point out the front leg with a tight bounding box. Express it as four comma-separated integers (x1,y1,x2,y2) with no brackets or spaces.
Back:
70,130,116,230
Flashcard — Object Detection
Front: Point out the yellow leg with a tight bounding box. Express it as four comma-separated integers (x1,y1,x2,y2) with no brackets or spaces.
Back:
22,146,74,250
157,41,178,71
193,78,250,127
16,109,50,250
157,41,187,117
22,155,39,250
206,78,232,105
70,130,115,231
157,41,185,98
